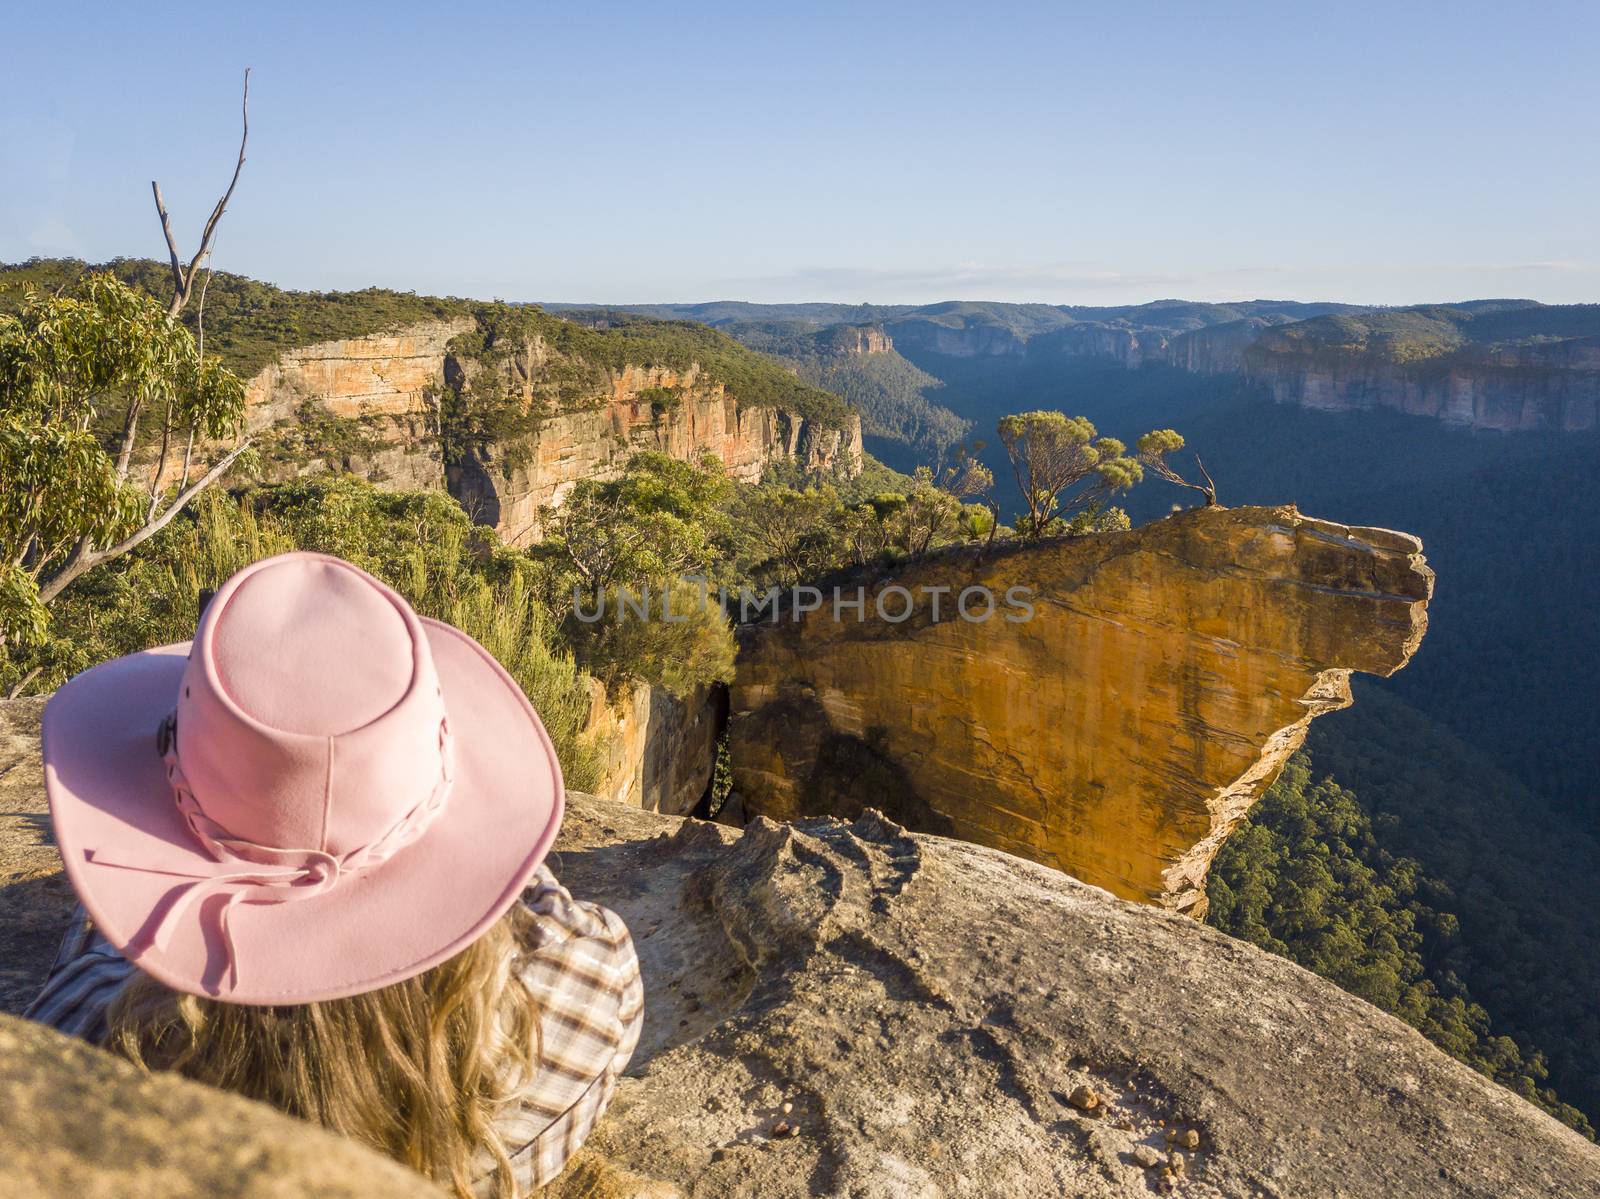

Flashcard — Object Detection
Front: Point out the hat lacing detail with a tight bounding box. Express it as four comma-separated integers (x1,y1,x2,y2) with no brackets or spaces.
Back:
85,711,455,996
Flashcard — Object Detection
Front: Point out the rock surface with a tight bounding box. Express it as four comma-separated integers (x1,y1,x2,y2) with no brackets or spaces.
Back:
552,796,1600,1199
729,504,1432,914
1160,316,1284,375
235,320,473,493
1242,327,1600,432
161,318,863,546
5,707,1598,1198
449,356,861,546
0,1012,444,1198
584,680,723,817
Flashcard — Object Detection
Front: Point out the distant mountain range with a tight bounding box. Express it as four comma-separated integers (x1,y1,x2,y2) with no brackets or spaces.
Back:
550,297,1600,447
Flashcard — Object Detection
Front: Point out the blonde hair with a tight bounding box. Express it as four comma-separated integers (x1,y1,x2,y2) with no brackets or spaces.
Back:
105,907,543,1199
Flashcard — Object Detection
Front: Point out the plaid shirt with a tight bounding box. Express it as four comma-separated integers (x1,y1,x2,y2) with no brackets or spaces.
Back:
25,865,643,1195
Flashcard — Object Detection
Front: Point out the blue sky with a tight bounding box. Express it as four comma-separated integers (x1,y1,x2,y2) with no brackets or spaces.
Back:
4,1,1598,306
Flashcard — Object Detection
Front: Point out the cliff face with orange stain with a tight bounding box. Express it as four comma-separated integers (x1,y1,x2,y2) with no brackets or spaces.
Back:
447,352,861,546
1241,336,1600,431
238,319,475,490
184,319,861,543
728,504,1432,915
580,679,724,816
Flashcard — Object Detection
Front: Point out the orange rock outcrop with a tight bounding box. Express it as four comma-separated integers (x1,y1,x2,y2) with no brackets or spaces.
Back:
728,504,1432,914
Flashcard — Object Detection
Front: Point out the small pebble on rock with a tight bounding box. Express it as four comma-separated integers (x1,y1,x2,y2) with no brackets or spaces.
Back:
1132,1145,1163,1169
1067,1085,1100,1111
1169,1151,1187,1174
781,1102,793,1115
1182,1129,1201,1150
773,1120,791,1135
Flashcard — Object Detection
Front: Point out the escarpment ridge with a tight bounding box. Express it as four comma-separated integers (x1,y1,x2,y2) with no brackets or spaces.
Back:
1239,307,1600,431
729,504,1433,915
0,259,863,548
227,317,861,546
600,296,1600,434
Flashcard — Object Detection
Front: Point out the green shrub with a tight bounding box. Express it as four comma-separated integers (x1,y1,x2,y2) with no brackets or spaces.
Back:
12,479,603,791
567,578,736,699
638,386,682,418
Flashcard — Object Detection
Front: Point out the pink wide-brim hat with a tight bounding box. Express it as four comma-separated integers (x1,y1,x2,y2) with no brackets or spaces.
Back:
41,551,563,1005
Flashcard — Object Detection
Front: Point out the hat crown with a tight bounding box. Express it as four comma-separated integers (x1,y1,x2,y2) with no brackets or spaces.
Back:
211,555,415,735
174,554,449,859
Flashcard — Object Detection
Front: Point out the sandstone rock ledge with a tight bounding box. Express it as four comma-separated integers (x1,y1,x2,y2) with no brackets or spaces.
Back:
548,796,1597,1199
0,1012,447,1198
730,504,1434,916
6,705,1597,1198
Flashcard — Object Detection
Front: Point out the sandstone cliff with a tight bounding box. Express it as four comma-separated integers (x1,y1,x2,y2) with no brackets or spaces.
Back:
881,315,1029,357
6,701,1595,1199
582,680,724,817
728,505,1432,915
448,353,861,546
1242,332,1600,431
1029,322,1155,367
239,317,475,490
862,298,1600,434
168,317,863,546
1160,317,1281,375
815,323,893,356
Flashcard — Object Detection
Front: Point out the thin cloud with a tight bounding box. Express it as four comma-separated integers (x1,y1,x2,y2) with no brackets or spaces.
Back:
725,262,1193,295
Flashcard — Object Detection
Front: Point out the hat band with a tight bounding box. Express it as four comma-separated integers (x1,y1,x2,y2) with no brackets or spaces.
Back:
85,712,455,997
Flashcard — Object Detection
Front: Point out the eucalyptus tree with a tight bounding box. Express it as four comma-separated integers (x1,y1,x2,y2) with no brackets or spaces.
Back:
996,410,1143,539
1,69,253,681
0,275,249,651
1136,428,1218,506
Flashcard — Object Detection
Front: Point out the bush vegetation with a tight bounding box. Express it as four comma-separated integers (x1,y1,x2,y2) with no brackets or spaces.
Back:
0,260,855,429
0,272,248,651
7,479,604,791
1210,747,1593,1136
0,258,465,380
723,320,970,457
530,452,738,696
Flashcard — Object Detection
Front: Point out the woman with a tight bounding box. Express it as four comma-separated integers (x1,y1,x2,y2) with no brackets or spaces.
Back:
25,551,642,1198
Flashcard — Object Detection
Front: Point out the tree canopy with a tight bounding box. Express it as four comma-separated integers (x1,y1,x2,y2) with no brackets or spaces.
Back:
0,274,247,656
995,411,1143,538
1209,749,1593,1137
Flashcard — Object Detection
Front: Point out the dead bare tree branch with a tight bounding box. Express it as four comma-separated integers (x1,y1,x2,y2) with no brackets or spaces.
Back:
153,68,250,319
1193,453,1219,506
148,409,173,520
33,71,255,609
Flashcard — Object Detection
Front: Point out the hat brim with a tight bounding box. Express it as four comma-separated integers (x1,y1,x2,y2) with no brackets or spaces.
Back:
42,618,564,1005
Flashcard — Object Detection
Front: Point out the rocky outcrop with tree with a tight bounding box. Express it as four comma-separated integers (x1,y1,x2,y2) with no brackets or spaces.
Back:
729,504,1433,915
